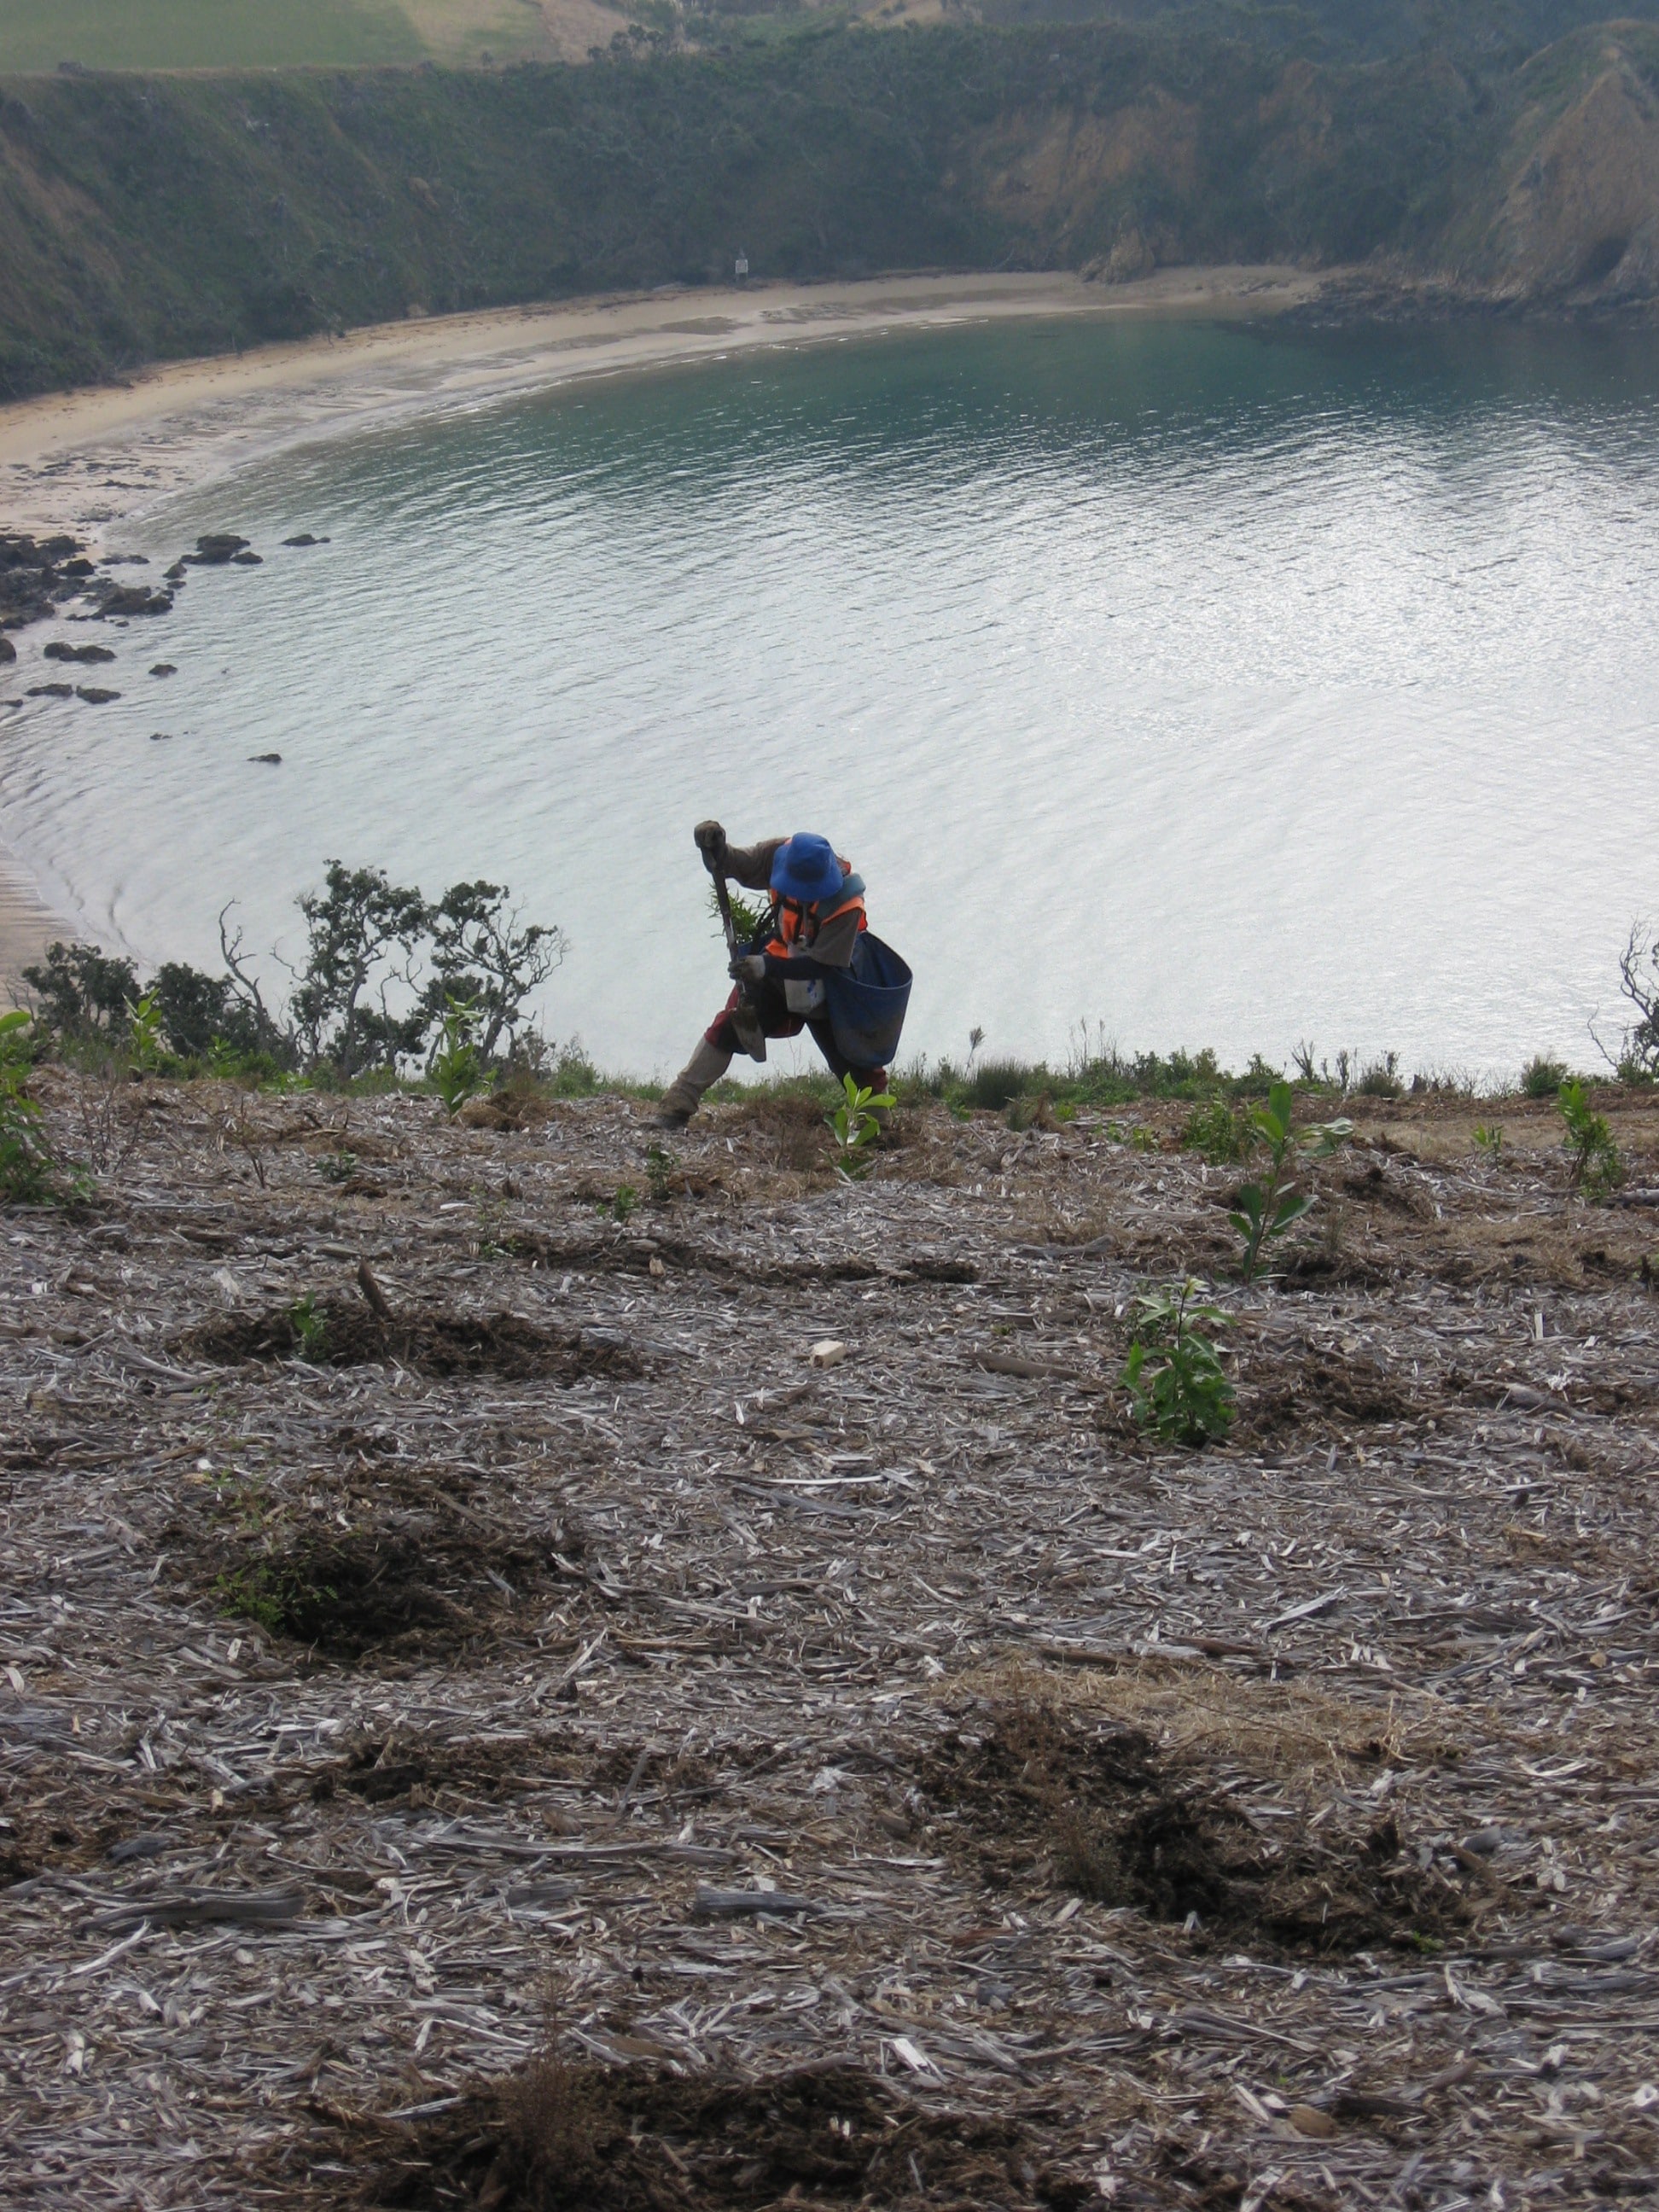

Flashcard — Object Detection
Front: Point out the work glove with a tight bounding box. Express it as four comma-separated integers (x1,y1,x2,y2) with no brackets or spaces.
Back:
694,819,727,871
728,953,767,985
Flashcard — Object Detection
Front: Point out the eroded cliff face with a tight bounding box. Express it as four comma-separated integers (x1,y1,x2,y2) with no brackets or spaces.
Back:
1487,36,1659,297
967,91,1202,275
1383,22,1659,304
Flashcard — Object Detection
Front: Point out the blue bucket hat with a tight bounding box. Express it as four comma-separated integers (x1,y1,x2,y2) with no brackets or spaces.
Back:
771,833,844,905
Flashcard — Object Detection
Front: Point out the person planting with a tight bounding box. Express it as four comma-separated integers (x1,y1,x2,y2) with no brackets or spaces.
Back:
657,821,898,1127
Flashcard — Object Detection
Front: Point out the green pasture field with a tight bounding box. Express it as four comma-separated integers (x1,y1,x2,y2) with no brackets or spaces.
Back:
0,0,551,73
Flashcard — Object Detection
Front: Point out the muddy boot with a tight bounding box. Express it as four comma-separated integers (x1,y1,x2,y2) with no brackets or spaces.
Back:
656,1038,731,1127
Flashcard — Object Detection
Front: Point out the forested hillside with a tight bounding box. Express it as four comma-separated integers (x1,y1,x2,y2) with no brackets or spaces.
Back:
1,16,1656,399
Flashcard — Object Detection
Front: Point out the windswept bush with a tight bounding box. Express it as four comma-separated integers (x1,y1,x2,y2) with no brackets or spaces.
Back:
15,861,565,1087
20,941,139,1039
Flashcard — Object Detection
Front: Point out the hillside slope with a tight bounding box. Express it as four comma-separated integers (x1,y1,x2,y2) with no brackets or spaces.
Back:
0,24,1654,399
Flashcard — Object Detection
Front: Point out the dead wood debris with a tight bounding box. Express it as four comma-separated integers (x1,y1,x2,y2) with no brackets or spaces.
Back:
3,1079,1659,2209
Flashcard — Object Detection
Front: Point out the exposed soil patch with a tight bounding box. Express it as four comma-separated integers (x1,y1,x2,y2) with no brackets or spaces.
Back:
179,1301,643,1383
921,1703,1473,1954
198,1481,564,1660
211,1529,527,1657
1237,1348,1417,1438
345,2057,1062,2212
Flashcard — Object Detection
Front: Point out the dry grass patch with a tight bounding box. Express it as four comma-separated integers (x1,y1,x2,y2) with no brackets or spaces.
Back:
944,1654,1461,1784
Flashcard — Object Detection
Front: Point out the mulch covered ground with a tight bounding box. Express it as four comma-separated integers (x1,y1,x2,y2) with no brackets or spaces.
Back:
3,1074,1659,2210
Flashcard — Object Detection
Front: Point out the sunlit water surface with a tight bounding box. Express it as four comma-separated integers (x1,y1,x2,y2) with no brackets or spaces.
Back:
5,316,1659,1080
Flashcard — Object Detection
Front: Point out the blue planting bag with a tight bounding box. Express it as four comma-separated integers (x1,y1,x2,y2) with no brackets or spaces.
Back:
824,932,912,1069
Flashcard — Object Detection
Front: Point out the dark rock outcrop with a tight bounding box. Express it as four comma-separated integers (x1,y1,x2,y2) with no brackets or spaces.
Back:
76,684,120,703
27,681,73,697
96,584,173,617
0,533,89,628
184,534,249,565
282,533,329,547
44,639,116,664
149,662,177,677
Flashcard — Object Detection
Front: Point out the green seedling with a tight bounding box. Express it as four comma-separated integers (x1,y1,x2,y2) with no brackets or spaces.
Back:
315,1150,360,1185
1473,1123,1505,1157
645,1143,674,1203
428,992,485,1116
829,1071,895,1179
1229,1081,1351,1283
1120,1278,1234,1447
125,988,166,1074
1559,1080,1624,1199
608,1184,638,1225
709,883,771,943
288,1290,328,1360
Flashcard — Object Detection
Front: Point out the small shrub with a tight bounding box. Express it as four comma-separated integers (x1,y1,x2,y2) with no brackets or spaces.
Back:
829,1069,895,1176
213,1563,287,1636
1356,1051,1403,1099
645,1142,673,1203
315,1150,360,1185
151,959,276,1061
1182,1093,1255,1165
1522,1056,1568,1099
1472,1123,1505,1157
0,1010,60,1203
548,1044,600,1097
958,1057,1044,1113
1559,1080,1624,1199
1120,1279,1234,1447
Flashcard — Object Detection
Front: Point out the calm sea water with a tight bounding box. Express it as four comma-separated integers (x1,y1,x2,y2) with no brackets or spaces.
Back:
5,314,1659,1080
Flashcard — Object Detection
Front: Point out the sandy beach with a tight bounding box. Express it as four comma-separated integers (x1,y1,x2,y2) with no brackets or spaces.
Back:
0,263,1318,985
0,266,1319,542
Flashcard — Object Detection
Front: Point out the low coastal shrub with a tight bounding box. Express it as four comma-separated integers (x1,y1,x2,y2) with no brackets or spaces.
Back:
1522,1056,1569,1098
1182,1093,1256,1164
0,1010,61,1203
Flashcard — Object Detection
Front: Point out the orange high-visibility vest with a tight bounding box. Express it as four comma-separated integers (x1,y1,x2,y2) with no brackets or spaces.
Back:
765,864,866,959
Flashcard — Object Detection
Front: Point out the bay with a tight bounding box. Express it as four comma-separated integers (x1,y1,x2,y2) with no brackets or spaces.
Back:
4,312,1657,1080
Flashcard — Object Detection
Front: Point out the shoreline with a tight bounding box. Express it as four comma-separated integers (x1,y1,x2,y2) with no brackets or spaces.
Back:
0,265,1322,544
